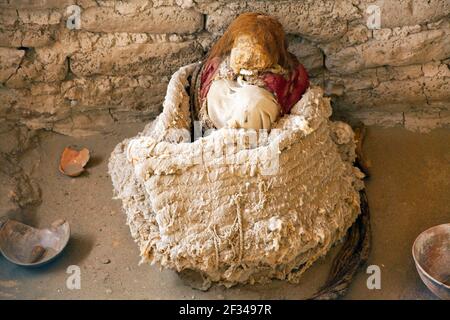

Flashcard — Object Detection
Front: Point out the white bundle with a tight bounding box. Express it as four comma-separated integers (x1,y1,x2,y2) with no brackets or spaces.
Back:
109,63,364,287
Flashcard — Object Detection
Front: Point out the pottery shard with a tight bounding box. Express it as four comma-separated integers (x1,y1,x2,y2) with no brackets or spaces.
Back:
59,146,90,177
326,29,450,74
70,41,203,77
0,48,25,83
81,6,203,34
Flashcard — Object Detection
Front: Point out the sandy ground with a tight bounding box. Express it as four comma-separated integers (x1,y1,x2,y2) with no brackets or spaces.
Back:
0,124,449,300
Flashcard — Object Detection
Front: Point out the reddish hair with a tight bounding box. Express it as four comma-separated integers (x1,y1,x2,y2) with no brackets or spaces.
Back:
206,12,297,70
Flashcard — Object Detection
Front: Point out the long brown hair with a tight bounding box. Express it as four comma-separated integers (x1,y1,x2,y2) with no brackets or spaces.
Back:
206,12,296,70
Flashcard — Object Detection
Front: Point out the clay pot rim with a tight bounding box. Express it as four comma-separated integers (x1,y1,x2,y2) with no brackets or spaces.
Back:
0,219,71,267
412,223,450,290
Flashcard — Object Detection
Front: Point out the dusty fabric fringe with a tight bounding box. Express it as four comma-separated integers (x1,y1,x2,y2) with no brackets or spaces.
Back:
310,189,371,300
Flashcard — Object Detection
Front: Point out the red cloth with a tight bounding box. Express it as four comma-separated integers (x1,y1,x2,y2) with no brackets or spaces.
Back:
261,64,309,114
200,57,222,103
200,57,309,115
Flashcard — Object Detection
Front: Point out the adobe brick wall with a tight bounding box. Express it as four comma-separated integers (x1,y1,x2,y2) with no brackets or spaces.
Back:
0,0,449,135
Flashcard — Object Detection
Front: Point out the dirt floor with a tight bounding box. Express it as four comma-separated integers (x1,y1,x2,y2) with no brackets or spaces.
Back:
0,124,449,300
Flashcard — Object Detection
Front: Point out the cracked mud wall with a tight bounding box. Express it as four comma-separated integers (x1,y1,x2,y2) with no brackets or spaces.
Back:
0,124,41,223
0,0,449,136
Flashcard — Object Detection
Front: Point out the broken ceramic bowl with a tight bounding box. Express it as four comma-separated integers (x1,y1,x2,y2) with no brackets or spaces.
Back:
412,223,450,300
0,219,70,267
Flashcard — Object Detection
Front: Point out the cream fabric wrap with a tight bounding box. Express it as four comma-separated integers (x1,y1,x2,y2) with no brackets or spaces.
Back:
109,62,364,287
207,79,280,130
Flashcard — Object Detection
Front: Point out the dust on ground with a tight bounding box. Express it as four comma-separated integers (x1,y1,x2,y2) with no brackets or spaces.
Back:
0,124,448,299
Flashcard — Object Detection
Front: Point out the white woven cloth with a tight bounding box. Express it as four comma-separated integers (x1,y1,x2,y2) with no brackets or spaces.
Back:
207,78,280,130
109,63,364,287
